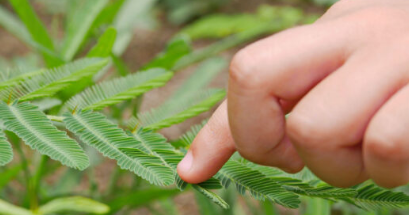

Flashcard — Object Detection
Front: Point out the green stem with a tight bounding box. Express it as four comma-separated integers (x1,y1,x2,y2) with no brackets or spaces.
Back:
13,139,30,182
26,155,47,214
15,142,38,211
46,115,65,122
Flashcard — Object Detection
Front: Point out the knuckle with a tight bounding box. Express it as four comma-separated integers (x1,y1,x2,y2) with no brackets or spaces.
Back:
229,49,261,90
286,113,327,151
365,129,409,162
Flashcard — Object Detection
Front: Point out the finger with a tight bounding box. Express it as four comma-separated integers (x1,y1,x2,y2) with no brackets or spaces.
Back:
177,101,236,184
364,84,409,188
228,22,351,167
287,44,408,187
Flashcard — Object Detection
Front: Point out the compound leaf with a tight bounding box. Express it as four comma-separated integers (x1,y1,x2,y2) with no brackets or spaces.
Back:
0,102,89,170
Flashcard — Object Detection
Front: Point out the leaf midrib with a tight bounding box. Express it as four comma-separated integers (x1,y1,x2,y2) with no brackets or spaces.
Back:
72,113,166,183
8,104,75,165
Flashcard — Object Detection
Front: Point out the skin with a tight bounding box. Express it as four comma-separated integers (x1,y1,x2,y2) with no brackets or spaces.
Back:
177,0,409,188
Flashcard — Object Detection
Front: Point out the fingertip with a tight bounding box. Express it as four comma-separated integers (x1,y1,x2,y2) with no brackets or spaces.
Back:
177,101,236,184
177,150,207,184
177,150,193,176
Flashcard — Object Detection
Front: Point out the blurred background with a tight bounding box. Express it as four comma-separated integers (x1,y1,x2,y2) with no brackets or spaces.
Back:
8,0,406,215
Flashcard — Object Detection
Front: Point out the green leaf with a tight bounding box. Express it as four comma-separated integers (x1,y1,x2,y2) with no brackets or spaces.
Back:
91,0,126,31
181,14,266,40
0,102,89,170
347,183,409,210
127,129,180,158
246,164,357,198
179,120,206,147
180,5,305,40
61,0,109,61
0,68,45,91
134,89,225,131
39,196,109,215
168,57,227,101
87,27,117,58
194,188,222,215
8,0,62,67
192,185,230,209
142,36,191,70
125,129,186,190
1,58,109,102
0,6,31,49
123,129,225,206
0,130,13,166
63,68,173,111
216,160,301,209
279,178,357,198
0,199,32,215
63,110,174,186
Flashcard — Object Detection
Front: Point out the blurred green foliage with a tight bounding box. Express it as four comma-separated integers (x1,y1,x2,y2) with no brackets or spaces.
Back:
0,1,408,215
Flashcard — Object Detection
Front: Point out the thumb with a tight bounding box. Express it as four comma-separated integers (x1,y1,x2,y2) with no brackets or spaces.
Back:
177,101,236,184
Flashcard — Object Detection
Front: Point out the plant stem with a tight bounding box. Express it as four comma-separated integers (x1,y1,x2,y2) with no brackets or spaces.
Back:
28,155,48,213
14,141,39,212
172,23,275,71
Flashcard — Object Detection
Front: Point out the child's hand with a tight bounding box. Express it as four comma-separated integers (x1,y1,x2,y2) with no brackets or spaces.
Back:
177,0,409,188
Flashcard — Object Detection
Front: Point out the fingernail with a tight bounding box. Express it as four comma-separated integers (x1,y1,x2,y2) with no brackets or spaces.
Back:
178,151,193,173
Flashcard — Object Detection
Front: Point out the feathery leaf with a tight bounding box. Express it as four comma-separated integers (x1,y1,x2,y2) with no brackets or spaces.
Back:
133,89,225,131
125,129,187,190
63,110,174,186
180,120,207,147
1,58,109,102
192,185,230,209
216,160,301,208
63,68,172,111
346,183,409,210
0,130,13,166
246,164,356,198
124,129,225,207
0,68,45,91
0,102,89,170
